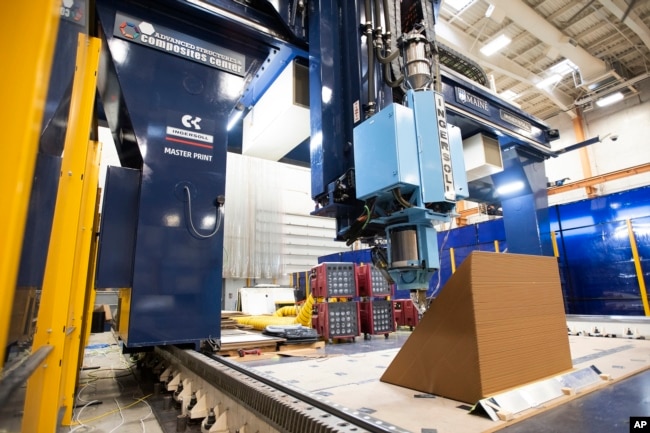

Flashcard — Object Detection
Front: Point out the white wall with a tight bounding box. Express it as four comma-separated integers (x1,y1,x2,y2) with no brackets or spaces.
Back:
545,78,650,205
277,162,352,279
97,130,348,294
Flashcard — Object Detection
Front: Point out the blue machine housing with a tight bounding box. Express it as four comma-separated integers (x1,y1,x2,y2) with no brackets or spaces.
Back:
94,0,306,348
352,89,468,289
354,103,419,201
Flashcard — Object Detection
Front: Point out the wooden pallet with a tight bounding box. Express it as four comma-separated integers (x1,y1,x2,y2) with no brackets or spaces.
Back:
217,329,325,361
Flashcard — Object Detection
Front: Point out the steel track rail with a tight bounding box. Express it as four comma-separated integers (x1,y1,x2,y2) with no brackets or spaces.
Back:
158,346,411,433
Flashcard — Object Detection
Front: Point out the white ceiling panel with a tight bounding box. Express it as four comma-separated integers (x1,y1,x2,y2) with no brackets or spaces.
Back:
438,0,650,120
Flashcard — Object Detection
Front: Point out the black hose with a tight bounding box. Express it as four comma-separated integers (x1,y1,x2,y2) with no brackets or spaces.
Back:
364,0,376,116
383,0,391,36
375,45,399,64
383,62,404,88
373,0,382,36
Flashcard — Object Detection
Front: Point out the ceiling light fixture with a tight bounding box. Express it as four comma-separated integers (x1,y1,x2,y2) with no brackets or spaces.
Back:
549,59,578,77
536,74,562,89
595,92,624,107
480,34,512,56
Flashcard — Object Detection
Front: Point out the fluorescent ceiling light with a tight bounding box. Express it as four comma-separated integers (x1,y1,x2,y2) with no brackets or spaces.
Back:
596,92,624,107
496,181,525,195
485,4,496,17
500,90,518,100
536,74,562,89
549,59,578,77
480,34,512,56
445,0,473,12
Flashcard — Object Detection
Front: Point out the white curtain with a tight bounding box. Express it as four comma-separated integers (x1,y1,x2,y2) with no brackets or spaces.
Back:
223,153,284,278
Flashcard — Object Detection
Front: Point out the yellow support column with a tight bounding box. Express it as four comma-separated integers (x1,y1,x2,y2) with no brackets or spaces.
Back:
80,189,103,353
573,115,598,198
494,240,500,253
627,219,650,316
60,139,102,425
23,34,102,433
0,1,60,366
550,231,560,258
450,248,456,274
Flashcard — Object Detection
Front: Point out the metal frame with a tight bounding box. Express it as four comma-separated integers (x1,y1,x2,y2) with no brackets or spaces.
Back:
23,34,102,432
0,0,61,366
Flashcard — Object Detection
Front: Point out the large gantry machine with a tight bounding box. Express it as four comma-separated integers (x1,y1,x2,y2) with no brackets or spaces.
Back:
16,0,563,431
91,0,559,350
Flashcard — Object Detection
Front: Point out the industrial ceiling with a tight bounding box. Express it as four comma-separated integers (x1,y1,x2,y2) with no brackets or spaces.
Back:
437,0,650,120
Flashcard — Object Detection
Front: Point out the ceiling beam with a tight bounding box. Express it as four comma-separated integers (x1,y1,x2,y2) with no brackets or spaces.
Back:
597,0,650,51
542,2,584,24
436,20,577,118
488,0,608,81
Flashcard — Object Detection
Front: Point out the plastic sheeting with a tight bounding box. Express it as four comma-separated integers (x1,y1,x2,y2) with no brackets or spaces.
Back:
223,153,283,278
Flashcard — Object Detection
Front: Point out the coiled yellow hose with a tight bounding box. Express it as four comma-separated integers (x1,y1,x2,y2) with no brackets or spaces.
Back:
234,294,315,330
296,294,314,327
273,306,298,317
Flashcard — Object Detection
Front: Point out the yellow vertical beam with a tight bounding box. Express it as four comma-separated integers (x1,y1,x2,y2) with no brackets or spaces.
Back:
550,231,560,257
81,189,103,354
0,1,60,366
572,115,598,198
23,34,102,433
118,288,132,340
494,240,500,253
627,219,650,316
450,248,456,274
61,139,102,425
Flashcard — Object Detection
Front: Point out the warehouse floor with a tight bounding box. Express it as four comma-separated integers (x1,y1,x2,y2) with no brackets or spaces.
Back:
243,333,650,433
55,332,162,433
1,330,648,433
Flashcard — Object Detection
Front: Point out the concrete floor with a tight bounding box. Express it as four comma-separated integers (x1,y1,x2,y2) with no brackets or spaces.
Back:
501,368,650,433
2,330,648,433
61,333,163,433
0,333,162,433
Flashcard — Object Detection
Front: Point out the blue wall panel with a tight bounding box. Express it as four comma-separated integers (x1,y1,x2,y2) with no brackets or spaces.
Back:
319,186,650,316
553,186,650,315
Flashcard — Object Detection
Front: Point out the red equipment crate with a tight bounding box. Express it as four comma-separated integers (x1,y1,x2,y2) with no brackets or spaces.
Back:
310,262,357,298
311,301,360,340
355,264,392,297
392,299,420,329
360,300,395,338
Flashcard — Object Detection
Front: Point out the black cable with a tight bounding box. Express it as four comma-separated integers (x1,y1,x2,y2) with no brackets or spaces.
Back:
392,187,412,208
183,186,223,239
